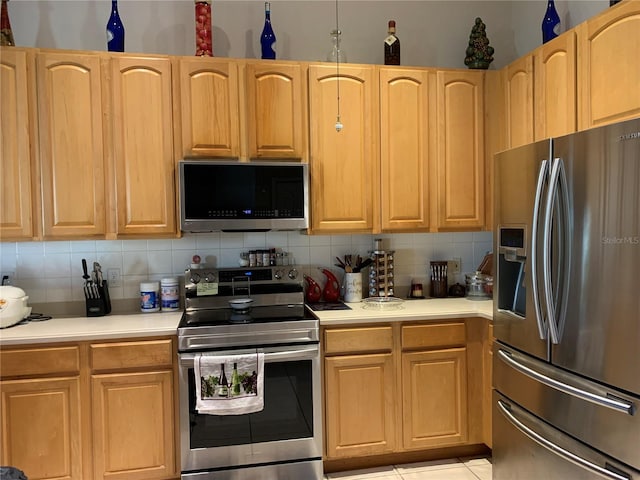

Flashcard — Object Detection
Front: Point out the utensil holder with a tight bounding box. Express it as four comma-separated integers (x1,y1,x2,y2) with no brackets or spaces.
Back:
343,272,363,303
430,261,448,298
85,280,112,317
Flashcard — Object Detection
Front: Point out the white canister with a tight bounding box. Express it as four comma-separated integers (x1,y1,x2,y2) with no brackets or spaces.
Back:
140,281,160,313
160,277,180,311
343,272,363,303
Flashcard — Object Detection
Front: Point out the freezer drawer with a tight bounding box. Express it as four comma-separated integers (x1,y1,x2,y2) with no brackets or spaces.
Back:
494,342,640,471
493,391,640,480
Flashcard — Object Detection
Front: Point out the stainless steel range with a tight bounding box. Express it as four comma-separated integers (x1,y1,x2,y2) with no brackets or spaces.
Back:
177,265,322,480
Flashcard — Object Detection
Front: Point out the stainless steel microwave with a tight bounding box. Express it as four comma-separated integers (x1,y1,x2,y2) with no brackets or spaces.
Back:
179,160,309,232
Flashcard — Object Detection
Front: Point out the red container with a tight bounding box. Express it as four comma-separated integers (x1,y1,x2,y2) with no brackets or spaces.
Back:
194,0,212,56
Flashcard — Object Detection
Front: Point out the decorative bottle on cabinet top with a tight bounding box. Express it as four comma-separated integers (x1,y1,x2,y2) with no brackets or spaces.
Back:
0,0,15,46
106,0,125,52
327,29,347,63
195,0,212,56
384,20,400,65
260,1,276,59
541,0,560,44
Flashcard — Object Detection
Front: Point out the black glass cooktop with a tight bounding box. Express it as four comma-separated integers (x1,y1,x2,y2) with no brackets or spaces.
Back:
179,304,309,328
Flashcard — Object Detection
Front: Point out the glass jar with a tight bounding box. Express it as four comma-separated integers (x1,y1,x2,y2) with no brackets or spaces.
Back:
327,29,347,63
195,0,212,56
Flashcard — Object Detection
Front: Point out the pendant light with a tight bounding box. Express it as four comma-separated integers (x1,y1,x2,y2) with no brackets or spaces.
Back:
334,0,343,132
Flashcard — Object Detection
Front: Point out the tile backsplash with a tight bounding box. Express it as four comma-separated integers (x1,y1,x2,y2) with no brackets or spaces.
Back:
0,231,492,313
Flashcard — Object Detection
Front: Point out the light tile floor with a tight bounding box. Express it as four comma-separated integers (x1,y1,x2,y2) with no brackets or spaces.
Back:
324,456,491,480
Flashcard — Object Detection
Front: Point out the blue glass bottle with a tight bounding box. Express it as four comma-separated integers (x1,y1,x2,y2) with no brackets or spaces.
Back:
260,2,276,60
106,0,125,52
541,0,560,44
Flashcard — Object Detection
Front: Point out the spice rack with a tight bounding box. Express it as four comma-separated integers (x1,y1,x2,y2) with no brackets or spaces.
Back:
368,248,395,298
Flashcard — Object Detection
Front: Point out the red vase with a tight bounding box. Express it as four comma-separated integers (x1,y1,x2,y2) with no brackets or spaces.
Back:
194,0,212,56
1,0,15,46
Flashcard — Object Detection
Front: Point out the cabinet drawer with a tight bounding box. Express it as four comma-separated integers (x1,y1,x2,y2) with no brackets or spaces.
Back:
402,322,466,350
90,338,174,371
324,326,393,354
0,345,80,378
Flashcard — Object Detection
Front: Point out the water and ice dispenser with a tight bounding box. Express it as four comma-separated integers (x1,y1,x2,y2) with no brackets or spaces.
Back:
497,226,527,317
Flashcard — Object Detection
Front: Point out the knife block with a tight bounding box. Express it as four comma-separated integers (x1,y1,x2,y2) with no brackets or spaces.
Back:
430,261,448,298
85,280,112,317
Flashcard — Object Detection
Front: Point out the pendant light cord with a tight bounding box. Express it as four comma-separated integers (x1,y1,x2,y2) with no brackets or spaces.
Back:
335,0,342,131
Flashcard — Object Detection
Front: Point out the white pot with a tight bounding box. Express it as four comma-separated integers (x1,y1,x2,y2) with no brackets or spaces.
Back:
0,286,31,328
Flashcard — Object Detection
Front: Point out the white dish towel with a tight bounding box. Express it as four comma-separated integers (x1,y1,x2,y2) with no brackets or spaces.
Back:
194,351,265,415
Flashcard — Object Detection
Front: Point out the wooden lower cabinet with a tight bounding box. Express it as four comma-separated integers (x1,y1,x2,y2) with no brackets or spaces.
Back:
323,320,487,463
0,377,83,479
92,371,175,480
324,353,396,458
402,347,467,450
0,338,177,480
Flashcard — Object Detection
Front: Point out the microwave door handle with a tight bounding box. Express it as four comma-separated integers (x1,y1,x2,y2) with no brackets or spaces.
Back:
531,158,550,340
497,400,632,480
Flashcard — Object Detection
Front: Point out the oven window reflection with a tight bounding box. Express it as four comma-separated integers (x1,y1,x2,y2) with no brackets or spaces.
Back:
188,360,313,448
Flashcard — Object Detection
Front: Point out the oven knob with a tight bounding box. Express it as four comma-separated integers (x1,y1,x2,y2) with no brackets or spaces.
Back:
190,272,201,284
204,272,216,283
287,268,298,280
274,269,283,280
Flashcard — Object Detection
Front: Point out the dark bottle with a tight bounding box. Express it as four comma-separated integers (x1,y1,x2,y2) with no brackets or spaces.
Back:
260,2,276,60
106,0,125,52
0,0,15,46
541,0,560,44
219,364,228,396
231,362,241,395
384,20,400,65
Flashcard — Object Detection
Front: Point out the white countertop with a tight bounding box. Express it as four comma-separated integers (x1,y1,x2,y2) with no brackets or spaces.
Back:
311,297,493,325
0,311,183,346
0,298,493,346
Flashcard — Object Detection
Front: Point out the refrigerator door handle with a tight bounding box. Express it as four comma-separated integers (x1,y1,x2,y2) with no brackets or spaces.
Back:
543,157,571,344
531,158,550,340
497,399,633,480
497,349,635,415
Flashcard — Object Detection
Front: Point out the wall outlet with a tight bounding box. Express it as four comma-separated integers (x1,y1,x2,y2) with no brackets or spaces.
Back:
107,268,122,287
1,271,15,285
448,258,461,275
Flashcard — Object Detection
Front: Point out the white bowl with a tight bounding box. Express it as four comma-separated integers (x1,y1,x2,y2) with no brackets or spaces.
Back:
228,298,254,311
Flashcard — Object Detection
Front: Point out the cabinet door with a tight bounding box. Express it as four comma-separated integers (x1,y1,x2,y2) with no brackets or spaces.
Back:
578,1,640,129
0,48,35,240
309,64,379,233
401,347,468,449
111,56,176,237
379,67,431,231
246,61,307,160
92,371,176,480
37,51,107,239
534,32,577,140
0,377,83,480
504,55,534,148
324,353,396,458
178,57,240,158
434,70,485,230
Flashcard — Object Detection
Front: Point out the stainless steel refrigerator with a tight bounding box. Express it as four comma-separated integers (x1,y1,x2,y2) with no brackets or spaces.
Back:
492,117,640,480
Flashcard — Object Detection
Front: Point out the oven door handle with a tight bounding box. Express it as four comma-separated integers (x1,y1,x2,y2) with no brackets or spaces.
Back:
179,346,319,366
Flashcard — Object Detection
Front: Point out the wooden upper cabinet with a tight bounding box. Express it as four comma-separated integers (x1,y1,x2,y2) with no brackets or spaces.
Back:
111,55,176,237
178,57,240,158
504,55,534,148
0,48,36,241
434,70,485,231
37,51,107,239
578,1,640,129
308,64,379,233
245,61,307,161
379,67,431,232
534,31,577,140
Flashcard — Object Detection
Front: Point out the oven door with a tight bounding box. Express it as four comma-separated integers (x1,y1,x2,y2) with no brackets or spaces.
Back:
178,344,322,474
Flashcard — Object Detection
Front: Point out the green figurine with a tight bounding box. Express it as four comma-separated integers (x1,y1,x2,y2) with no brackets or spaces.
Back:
464,17,494,69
